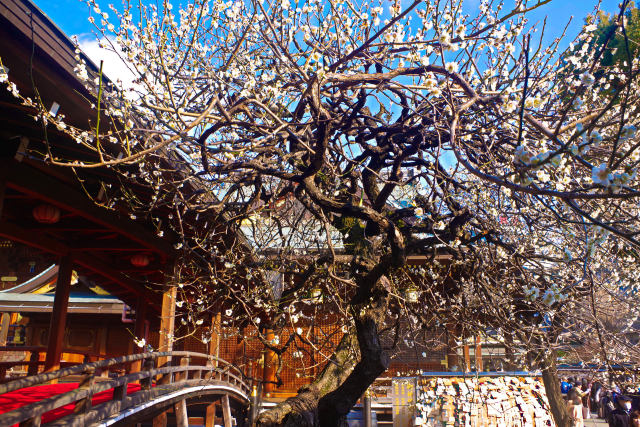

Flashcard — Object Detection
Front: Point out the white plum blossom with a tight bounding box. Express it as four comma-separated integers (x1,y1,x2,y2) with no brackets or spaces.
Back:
445,62,458,73
591,164,613,186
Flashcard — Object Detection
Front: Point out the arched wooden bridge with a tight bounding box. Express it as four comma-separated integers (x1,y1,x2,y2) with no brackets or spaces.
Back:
0,351,252,426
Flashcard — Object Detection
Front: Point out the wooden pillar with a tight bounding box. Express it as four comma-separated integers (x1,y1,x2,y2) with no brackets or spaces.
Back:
249,385,258,426
205,402,217,427
463,340,471,373
157,286,176,368
0,312,9,379
209,311,221,368
175,399,188,427
475,335,483,372
221,394,232,427
0,161,7,218
504,332,515,371
263,329,276,394
152,412,167,427
134,297,148,351
152,286,176,427
363,391,372,427
44,255,73,372
446,325,460,372
0,313,10,346
130,297,148,374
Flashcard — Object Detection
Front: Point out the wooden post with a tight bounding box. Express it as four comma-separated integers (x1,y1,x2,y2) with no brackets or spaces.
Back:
205,402,217,427
504,332,515,371
134,297,148,351
157,286,176,370
140,356,155,391
475,334,483,372
73,367,96,414
463,339,471,372
249,385,258,426
177,355,190,382
446,324,460,372
0,313,10,346
113,378,129,404
209,311,221,368
152,412,167,427
0,162,7,218
0,313,8,379
263,329,276,395
130,297,148,374
44,255,73,372
27,350,40,376
174,399,188,427
221,394,232,427
363,391,372,427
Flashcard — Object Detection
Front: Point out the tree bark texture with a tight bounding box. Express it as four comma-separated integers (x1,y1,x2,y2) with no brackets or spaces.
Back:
256,277,390,427
540,352,570,427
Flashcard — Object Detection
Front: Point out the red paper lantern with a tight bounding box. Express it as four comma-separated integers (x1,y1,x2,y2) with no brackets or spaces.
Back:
32,204,61,224
131,254,150,267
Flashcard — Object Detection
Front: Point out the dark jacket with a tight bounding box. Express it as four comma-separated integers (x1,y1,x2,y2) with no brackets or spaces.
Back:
608,408,631,427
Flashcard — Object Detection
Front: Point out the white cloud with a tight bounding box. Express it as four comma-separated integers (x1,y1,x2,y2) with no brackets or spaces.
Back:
76,34,137,94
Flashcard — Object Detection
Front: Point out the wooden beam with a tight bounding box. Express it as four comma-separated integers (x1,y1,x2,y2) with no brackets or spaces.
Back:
44,254,73,372
68,242,150,251
0,221,159,307
2,159,175,257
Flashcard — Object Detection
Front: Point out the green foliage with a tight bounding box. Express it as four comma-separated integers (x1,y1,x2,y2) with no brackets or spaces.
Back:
593,4,640,69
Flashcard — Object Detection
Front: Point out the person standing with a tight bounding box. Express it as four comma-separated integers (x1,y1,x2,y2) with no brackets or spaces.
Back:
591,382,603,416
601,389,615,420
608,395,633,427
581,379,592,419
568,387,586,427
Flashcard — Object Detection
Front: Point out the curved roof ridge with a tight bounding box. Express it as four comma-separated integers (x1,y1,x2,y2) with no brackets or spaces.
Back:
0,264,58,293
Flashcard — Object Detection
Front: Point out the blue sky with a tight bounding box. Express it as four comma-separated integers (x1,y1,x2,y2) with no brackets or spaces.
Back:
32,0,624,87
35,0,622,45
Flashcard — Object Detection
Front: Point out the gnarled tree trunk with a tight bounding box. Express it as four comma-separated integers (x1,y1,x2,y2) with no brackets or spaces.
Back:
256,276,391,427
540,352,571,427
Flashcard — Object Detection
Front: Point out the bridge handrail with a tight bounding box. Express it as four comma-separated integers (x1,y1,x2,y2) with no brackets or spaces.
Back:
0,351,251,426
0,351,244,395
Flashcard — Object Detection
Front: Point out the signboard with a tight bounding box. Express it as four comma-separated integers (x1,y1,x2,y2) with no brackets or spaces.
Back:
392,378,416,427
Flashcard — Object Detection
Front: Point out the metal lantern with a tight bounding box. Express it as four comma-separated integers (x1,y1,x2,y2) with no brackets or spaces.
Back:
404,286,420,303
130,254,150,267
32,204,61,224
310,287,323,303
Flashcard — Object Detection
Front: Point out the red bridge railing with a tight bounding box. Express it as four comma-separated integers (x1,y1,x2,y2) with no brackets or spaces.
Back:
0,351,251,426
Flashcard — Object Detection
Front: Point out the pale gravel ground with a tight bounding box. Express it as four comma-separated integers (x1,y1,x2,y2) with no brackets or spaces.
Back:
583,416,609,426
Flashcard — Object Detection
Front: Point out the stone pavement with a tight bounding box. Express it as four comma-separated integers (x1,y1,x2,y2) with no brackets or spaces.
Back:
584,416,609,426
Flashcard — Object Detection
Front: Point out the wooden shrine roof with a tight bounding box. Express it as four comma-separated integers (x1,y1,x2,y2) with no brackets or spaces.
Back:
0,0,178,315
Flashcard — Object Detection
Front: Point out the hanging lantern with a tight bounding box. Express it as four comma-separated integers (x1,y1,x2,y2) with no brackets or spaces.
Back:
32,204,61,224
130,254,150,267
309,287,323,303
404,286,420,303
